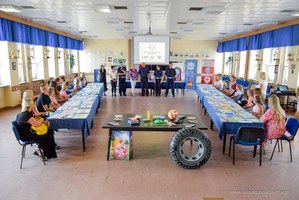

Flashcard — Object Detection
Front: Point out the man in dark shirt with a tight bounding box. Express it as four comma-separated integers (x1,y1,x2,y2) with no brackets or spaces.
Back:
165,62,176,97
36,83,55,113
138,62,150,96
117,61,127,96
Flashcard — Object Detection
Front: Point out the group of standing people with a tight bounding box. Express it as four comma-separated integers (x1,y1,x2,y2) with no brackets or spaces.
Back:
98,62,177,97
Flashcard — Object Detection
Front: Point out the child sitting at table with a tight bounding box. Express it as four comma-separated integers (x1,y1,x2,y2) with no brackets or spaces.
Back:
260,95,286,154
223,75,237,97
251,94,266,118
60,82,70,101
243,89,255,111
230,84,244,102
48,87,61,110
214,74,224,91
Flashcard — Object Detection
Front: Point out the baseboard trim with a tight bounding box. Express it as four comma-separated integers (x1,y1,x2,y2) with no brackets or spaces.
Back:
0,104,21,112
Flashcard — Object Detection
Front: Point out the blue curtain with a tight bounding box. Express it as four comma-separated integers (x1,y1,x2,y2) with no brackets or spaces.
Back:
46,32,58,47
0,18,13,41
0,17,83,50
249,25,298,50
217,37,247,52
217,42,223,52
291,24,299,46
58,35,67,48
272,26,292,47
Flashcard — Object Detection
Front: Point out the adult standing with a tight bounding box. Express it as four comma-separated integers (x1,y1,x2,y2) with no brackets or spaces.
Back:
129,64,138,96
117,61,127,96
99,64,108,96
256,72,268,100
165,62,176,97
138,62,150,96
154,65,163,96
110,65,117,96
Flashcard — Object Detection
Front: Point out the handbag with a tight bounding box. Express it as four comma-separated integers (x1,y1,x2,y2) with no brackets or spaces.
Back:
30,117,48,135
31,123,48,135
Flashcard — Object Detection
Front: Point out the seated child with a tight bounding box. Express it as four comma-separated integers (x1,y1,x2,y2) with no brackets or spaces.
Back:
230,84,244,102
251,94,266,118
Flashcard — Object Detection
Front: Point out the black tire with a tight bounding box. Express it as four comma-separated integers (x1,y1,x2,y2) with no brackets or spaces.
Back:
169,128,212,169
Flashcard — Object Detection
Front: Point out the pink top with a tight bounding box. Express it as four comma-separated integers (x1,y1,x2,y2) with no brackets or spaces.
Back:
60,90,68,100
260,108,286,140
50,96,60,106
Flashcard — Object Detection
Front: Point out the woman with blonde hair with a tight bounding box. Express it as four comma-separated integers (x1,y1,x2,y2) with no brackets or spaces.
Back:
17,98,57,159
23,90,46,118
256,72,268,99
260,95,286,153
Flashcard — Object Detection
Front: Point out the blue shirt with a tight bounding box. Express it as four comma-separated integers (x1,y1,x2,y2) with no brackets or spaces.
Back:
166,68,176,78
138,67,149,78
154,70,163,78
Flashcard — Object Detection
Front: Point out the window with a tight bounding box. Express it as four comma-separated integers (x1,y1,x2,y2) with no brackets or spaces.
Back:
79,51,91,72
0,41,10,85
224,52,233,75
263,48,278,82
281,47,290,84
31,46,44,80
48,47,55,78
248,50,258,79
238,51,246,78
16,43,26,83
58,49,65,76
70,50,78,73
214,53,223,74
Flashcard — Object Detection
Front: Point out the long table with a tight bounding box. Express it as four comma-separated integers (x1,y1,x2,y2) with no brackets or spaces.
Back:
48,83,104,151
196,84,264,154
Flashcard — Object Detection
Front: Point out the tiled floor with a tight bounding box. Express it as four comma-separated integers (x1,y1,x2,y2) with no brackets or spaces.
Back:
0,90,298,200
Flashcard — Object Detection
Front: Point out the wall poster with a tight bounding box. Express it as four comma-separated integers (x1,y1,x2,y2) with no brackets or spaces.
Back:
201,59,215,84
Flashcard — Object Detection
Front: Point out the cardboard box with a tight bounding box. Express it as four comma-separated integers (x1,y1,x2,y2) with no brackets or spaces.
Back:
109,131,133,160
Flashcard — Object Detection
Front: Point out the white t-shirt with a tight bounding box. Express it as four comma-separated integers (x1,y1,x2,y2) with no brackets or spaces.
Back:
256,80,268,99
110,69,117,80
234,90,243,96
214,80,224,90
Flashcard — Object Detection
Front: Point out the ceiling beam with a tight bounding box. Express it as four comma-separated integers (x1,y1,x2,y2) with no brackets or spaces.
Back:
0,11,83,41
218,18,299,43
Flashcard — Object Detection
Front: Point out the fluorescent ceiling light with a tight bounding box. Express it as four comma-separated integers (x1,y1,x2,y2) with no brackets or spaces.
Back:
0,5,21,12
94,5,111,13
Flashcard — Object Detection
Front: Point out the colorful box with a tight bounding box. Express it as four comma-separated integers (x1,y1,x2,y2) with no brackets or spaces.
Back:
109,131,133,160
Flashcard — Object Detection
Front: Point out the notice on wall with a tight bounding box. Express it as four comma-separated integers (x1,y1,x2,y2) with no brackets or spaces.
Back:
185,59,198,90
173,63,185,82
201,59,214,84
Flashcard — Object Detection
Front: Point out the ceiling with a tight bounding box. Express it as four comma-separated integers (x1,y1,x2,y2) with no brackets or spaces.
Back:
1,0,299,40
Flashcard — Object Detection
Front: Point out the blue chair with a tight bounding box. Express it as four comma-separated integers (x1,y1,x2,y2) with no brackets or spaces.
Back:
270,118,299,162
229,127,266,166
289,100,298,112
243,80,249,89
236,79,244,86
12,121,46,169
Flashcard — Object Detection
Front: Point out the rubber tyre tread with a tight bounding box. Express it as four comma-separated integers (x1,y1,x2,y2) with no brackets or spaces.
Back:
169,127,212,169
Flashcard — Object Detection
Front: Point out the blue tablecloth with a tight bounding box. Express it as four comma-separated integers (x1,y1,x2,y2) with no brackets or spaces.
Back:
48,83,104,137
196,84,264,139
